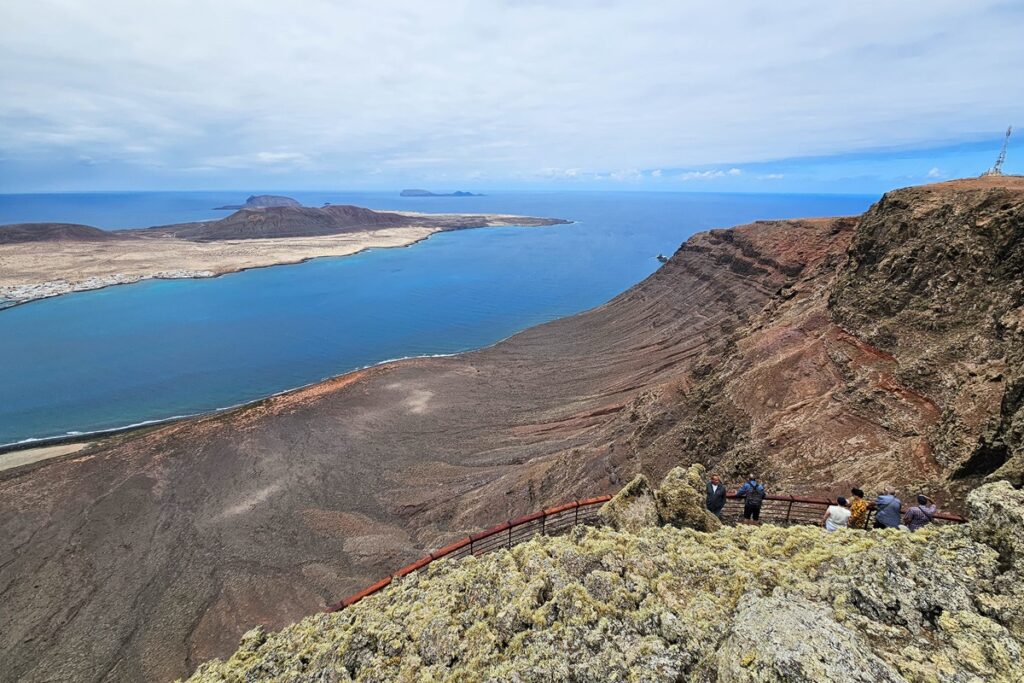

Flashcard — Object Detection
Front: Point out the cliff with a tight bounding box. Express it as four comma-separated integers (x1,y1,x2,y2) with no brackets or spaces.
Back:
1,178,1022,682
188,479,1024,682
625,177,1024,500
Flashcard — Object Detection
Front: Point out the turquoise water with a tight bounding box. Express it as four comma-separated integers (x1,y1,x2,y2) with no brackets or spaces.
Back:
0,191,874,446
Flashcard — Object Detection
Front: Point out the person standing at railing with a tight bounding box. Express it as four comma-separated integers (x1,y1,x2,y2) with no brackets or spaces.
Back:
822,497,852,532
706,474,727,519
736,474,766,524
874,488,903,529
903,494,937,532
848,488,869,530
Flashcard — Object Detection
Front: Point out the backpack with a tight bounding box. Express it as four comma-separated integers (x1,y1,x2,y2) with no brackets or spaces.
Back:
745,482,766,506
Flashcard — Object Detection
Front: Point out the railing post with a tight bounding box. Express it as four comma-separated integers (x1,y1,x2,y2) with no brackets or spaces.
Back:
785,497,794,525
574,503,579,526
508,523,512,549
470,537,474,555
541,511,546,536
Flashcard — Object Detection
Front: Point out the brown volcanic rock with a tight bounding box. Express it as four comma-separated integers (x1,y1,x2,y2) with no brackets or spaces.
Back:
830,178,1024,480
1,179,1022,681
0,222,119,244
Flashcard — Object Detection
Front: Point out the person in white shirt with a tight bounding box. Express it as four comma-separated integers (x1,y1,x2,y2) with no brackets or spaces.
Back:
822,496,852,532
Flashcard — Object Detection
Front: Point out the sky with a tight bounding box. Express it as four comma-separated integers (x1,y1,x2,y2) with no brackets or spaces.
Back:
0,0,1021,194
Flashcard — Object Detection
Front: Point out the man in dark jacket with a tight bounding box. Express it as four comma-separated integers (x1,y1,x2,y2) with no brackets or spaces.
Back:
706,474,727,519
736,474,766,523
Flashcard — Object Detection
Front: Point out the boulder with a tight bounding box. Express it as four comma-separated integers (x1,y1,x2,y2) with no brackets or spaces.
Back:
656,464,722,532
716,593,905,682
988,452,1024,489
598,474,658,532
968,480,1024,570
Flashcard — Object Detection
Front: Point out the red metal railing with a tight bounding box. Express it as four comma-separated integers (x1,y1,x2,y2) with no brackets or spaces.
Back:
325,495,612,612
718,493,966,528
325,490,965,612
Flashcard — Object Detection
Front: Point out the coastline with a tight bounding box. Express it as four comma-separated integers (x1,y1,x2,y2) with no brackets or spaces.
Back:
0,283,607,466
0,226,438,308
0,212,569,308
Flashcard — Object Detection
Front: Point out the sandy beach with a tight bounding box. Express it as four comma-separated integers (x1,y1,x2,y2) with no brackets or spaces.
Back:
0,441,92,473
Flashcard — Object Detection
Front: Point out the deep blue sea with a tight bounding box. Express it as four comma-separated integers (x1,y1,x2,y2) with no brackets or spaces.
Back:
0,190,875,447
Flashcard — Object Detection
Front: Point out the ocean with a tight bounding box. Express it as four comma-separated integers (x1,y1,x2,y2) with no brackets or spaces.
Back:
0,190,875,447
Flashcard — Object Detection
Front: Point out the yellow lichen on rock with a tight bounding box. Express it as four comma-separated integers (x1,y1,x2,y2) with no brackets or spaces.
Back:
186,482,1024,682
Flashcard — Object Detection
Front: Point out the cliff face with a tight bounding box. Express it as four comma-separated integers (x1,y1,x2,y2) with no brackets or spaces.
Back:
1,178,1021,682
189,480,1024,682
626,178,1024,499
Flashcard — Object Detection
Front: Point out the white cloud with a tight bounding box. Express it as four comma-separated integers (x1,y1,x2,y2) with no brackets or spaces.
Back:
677,168,741,181
609,168,643,182
759,173,786,180
927,167,942,178
0,0,1021,189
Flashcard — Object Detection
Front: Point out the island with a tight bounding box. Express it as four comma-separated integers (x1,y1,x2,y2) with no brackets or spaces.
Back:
400,189,484,197
0,201,567,306
213,194,302,210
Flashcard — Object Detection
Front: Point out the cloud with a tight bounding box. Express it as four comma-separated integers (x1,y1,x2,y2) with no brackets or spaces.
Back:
608,168,643,182
0,1,1021,190
927,167,942,178
677,168,742,181
759,173,785,180
198,151,313,170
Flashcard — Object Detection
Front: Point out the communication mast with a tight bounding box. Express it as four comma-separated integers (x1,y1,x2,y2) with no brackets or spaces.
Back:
981,126,1012,176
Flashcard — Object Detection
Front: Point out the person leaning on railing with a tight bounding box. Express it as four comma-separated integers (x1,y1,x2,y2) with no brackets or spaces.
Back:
903,494,937,532
873,487,903,529
822,496,852,531
848,488,869,529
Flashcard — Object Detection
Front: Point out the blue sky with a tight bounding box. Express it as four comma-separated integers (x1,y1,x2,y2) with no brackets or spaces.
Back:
1,1,1021,194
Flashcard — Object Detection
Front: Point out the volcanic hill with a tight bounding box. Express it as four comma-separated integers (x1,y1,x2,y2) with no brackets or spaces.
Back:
0,177,1022,682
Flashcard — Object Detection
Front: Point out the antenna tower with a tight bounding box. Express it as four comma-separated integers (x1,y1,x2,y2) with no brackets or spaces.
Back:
981,126,1012,176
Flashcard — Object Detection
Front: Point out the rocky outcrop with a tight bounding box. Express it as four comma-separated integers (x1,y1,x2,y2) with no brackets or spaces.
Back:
598,464,721,533
188,482,1024,682
597,474,658,532
717,594,905,682
655,464,722,532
